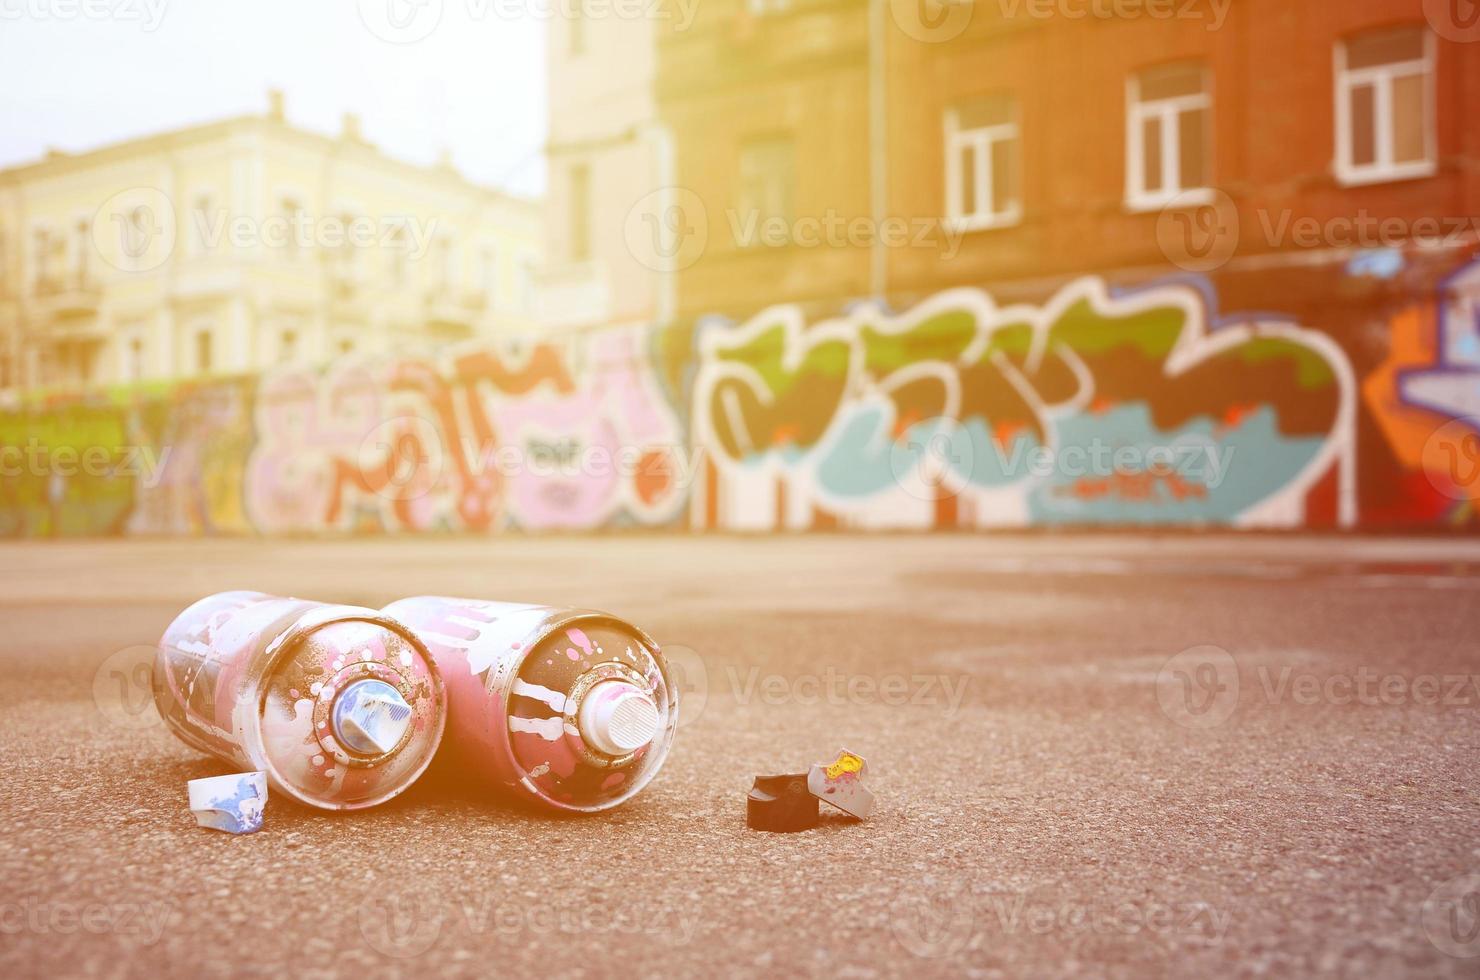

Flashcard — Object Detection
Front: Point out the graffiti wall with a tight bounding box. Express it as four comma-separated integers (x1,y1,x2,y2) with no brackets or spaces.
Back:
1362,261,1480,526
2,269,1477,536
692,277,1354,530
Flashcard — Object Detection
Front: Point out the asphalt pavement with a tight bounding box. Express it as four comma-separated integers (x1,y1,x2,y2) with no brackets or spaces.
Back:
2,533,1479,978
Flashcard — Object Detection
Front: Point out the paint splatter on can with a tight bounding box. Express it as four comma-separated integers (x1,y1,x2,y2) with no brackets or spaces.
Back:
153,591,446,811
380,596,678,813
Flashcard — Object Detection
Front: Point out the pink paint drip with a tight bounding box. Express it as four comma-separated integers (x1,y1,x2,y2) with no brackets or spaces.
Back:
567,628,593,654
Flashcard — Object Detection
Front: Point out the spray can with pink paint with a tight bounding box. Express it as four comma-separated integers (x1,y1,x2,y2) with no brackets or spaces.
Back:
154,591,447,811
380,596,678,812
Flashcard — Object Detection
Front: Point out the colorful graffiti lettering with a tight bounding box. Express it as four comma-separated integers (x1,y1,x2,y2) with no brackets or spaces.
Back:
692,277,1355,529
1363,258,1480,525
14,268,1480,536
244,326,686,533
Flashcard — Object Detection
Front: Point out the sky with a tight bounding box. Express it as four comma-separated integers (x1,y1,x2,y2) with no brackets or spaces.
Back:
0,0,548,196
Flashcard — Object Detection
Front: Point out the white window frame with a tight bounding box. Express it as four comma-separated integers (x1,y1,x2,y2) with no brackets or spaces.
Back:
944,104,1022,232
1333,29,1437,187
737,137,795,233
1124,66,1213,212
30,221,55,290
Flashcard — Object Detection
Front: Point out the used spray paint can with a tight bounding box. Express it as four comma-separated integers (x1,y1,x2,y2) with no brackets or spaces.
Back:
380,596,678,813
154,591,447,811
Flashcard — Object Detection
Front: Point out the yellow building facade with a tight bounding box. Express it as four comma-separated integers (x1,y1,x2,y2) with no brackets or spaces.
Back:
0,93,542,393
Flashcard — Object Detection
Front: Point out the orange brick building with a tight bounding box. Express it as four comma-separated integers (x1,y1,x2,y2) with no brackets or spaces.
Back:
659,0,1479,317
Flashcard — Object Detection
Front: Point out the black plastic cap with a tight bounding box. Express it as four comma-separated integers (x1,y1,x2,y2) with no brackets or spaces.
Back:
746,773,820,833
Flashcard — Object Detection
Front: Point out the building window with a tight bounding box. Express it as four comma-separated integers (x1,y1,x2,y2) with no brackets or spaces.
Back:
1126,63,1211,210
737,136,795,243
333,210,359,283
433,236,460,293
127,336,145,382
1336,26,1435,186
279,196,303,259
195,329,213,374
190,194,215,255
32,225,56,292
387,224,409,286
476,246,499,304
945,96,1021,230
569,164,591,263
518,254,538,314
72,217,90,282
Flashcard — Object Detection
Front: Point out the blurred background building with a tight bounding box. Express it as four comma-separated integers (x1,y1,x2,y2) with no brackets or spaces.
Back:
0,91,541,393
658,0,1477,323
540,0,672,331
